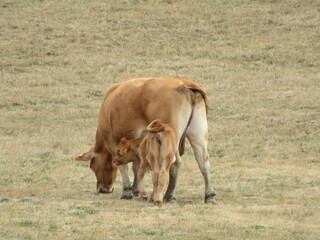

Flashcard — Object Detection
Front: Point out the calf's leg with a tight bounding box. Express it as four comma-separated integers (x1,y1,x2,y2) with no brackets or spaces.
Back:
154,161,171,207
138,160,149,201
151,169,159,204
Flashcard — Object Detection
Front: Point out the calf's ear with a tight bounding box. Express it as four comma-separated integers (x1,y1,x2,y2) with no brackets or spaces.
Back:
75,147,94,161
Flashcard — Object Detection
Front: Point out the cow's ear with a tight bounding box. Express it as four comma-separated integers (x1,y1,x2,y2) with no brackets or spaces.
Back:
75,147,94,161
120,137,127,143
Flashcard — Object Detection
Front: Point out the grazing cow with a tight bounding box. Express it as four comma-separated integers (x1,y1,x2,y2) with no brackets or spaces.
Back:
113,119,177,207
75,77,216,203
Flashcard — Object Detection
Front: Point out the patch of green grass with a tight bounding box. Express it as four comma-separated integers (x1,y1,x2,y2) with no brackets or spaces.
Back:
18,198,32,202
41,176,56,185
17,221,35,227
39,152,55,161
0,198,10,203
124,224,134,230
72,229,81,234
69,205,98,218
91,201,107,207
140,229,156,236
252,225,267,230
48,222,58,232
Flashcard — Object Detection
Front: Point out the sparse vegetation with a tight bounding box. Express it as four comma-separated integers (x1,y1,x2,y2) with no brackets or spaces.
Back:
1,0,319,239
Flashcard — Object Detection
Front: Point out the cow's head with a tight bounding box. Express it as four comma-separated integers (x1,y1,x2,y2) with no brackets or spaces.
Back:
75,147,117,193
113,137,137,166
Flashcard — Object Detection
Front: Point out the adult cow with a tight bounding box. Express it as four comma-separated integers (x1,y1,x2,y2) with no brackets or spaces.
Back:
76,77,216,203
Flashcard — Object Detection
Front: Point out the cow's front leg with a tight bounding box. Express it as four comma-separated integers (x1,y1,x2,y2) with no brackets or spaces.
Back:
131,161,140,196
119,164,133,199
164,154,181,203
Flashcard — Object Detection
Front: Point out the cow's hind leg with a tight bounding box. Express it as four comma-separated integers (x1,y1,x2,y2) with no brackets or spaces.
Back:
187,105,216,203
163,155,181,203
119,165,133,199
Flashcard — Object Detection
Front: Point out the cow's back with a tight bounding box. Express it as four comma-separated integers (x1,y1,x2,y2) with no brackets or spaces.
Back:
98,77,204,155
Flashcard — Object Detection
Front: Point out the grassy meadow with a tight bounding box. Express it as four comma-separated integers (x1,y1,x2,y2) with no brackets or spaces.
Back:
1,0,319,239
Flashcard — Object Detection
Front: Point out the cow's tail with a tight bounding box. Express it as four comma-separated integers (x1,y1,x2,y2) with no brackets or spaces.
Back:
181,79,208,114
178,80,208,156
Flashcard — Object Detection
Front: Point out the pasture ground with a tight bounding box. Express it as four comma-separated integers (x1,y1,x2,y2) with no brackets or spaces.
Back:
1,0,319,239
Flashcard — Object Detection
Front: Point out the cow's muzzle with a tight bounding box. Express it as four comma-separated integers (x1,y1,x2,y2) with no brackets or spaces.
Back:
97,185,114,194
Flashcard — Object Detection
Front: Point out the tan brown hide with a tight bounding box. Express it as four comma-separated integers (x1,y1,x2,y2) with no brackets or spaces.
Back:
75,77,216,203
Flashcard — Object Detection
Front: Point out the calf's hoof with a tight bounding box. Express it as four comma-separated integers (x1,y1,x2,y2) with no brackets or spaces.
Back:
140,194,149,201
205,192,217,204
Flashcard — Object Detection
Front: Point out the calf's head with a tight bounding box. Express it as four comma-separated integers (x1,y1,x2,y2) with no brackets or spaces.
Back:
113,137,138,165
75,148,117,194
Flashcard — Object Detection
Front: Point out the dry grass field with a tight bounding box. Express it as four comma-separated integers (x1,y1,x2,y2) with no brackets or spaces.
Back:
1,0,319,239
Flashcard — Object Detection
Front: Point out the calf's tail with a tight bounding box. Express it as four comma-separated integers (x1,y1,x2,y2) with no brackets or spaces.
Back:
146,119,165,133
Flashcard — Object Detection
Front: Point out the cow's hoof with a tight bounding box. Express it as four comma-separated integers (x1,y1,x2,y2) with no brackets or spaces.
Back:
120,192,133,200
164,195,176,203
132,190,140,197
205,192,217,204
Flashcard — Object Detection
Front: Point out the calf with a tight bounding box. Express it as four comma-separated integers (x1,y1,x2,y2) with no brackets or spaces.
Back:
113,119,177,207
